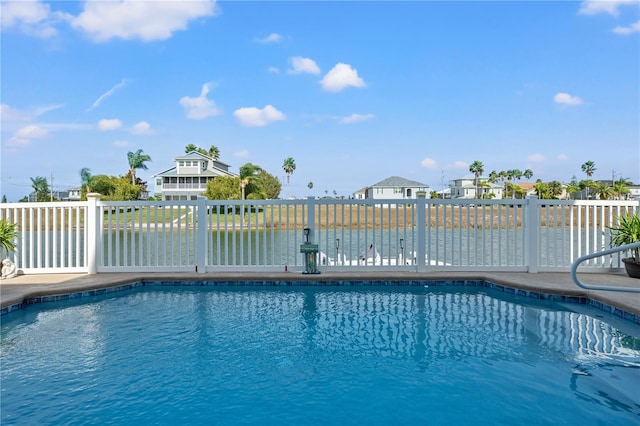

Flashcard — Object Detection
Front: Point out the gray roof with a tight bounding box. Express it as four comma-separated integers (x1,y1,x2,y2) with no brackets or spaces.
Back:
371,176,428,188
174,151,231,168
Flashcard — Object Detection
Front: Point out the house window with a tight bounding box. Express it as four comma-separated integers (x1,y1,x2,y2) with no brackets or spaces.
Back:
179,161,184,166
406,188,412,197
156,178,162,186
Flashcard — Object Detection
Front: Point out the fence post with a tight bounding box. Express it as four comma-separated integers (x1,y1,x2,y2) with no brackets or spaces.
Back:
306,196,316,243
525,195,539,273
416,191,427,272
86,193,100,274
196,196,207,273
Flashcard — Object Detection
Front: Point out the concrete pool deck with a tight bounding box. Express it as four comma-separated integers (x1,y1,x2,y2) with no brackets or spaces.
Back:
1,271,639,319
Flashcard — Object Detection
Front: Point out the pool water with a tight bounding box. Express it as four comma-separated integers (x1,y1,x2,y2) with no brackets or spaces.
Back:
2,286,639,425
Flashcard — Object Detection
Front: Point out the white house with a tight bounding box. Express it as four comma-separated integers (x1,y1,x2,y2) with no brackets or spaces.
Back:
360,176,430,200
153,151,238,200
449,174,503,199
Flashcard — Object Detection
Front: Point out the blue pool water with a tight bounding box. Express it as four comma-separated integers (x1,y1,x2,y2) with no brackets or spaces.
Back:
1,285,639,425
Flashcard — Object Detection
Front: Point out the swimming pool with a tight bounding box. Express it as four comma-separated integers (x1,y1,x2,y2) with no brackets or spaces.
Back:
2,284,639,424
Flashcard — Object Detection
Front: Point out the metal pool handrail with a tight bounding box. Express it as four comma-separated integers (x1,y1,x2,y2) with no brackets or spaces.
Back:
570,241,640,293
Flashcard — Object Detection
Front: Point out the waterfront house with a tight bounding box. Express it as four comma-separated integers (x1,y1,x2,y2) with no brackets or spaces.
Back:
449,175,503,199
153,151,238,200
360,176,430,200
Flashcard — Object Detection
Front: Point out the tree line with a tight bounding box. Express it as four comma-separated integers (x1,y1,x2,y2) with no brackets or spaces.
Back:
467,159,632,200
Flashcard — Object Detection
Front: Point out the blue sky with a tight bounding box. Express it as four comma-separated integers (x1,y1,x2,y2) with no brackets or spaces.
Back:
1,0,639,202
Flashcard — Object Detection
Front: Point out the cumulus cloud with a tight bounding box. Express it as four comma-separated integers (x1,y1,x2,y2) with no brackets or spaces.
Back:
6,124,49,147
98,118,123,131
420,158,438,169
453,161,468,169
287,57,321,75
528,153,545,162
179,83,222,120
114,140,130,148
233,105,286,127
578,0,637,16
613,20,640,34
0,0,68,38
320,63,366,93
1,104,32,123
131,121,152,135
339,113,374,124
267,67,280,74
554,92,583,106
255,33,283,44
557,153,568,161
71,0,217,42
16,124,48,139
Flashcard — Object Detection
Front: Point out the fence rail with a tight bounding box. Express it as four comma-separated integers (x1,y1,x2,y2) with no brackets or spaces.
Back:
1,195,638,275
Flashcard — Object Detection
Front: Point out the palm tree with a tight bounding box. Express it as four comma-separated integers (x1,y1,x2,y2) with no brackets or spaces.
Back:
185,143,197,153
613,178,631,200
127,149,152,185
208,145,220,160
282,157,296,186
30,176,49,202
548,180,563,199
581,160,596,199
239,163,263,200
523,169,533,180
581,160,596,178
80,167,93,196
469,160,484,199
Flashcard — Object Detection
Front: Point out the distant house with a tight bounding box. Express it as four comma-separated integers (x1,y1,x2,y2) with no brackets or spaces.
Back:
354,187,367,200
628,184,640,200
359,176,430,200
449,175,503,199
153,151,238,201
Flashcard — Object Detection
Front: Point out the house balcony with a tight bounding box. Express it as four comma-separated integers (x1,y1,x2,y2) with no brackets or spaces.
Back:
162,183,208,190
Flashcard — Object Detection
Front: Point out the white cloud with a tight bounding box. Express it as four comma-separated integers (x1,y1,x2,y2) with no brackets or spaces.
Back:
71,0,217,42
234,149,249,158
557,153,568,161
554,92,583,106
98,118,123,131
613,20,640,34
131,121,152,135
16,124,48,139
233,105,286,127
179,83,222,120
0,0,68,38
528,153,545,162
87,79,128,112
320,63,366,93
287,57,321,75
0,104,32,123
1,103,63,124
453,161,468,169
267,67,280,74
420,158,438,169
578,0,637,16
255,33,283,44
113,140,130,148
6,124,48,147
339,113,374,124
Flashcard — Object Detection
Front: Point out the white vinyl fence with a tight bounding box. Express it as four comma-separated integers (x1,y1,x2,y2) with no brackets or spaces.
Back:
1,194,638,275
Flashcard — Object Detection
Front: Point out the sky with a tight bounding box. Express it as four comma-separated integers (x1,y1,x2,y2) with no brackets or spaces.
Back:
1,0,639,202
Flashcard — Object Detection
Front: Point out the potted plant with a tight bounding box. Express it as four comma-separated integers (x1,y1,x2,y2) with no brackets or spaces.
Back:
609,212,640,278
0,218,18,258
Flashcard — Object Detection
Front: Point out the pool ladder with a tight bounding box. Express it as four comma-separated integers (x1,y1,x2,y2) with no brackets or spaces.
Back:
570,241,640,293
